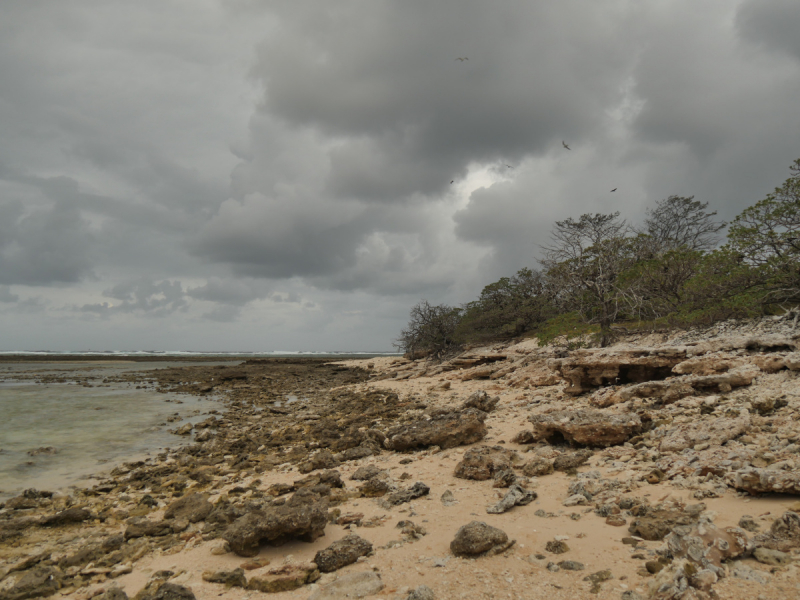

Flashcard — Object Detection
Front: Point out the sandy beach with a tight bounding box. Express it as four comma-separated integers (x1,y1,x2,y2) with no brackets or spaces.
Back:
3,316,800,600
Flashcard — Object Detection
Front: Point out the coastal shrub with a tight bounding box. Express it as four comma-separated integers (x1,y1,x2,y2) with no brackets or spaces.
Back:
455,268,555,343
397,158,800,351
394,300,462,359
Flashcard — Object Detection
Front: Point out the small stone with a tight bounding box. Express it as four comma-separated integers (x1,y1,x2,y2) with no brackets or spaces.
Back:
753,547,792,566
450,521,514,557
557,560,584,571
202,568,247,588
562,494,587,507
545,540,569,554
307,571,384,600
406,585,435,600
605,515,627,527
739,515,760,532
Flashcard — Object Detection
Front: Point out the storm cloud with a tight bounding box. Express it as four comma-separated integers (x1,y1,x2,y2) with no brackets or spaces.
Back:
1,0,799,350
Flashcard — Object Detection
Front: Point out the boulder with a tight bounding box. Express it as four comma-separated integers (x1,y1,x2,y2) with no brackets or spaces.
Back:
314,534,373,572
222,502,328,557
454,446,518,481
246,563,320,593
528,410,642,447
384,409,487,451
450,521,514,557
163,493,212,523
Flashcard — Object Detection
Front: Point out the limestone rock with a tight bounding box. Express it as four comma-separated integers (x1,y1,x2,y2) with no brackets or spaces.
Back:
521,457,554,477
406,585,435,600
384,409,487,451
528,410,642,447
548,348,685,396
313,534,373,572
659,412,751,453
350,465,384,481
299,450,341,474
553,449,593,471
609,367,759,405
486,483,536,514
39,507,92,527
222,502,328,557
246,563,320,593
728,468,800,495
453,446,518,481
753,547,792,566
0,566,63,600
664,519,749,571
461,391,499,413
307,571,384,600
450,521,514,557
381,482,430,506
124,518,173,540
753,511,800,552
163,493,212,523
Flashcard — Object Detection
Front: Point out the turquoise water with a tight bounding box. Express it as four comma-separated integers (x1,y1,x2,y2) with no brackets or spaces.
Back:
0,362,229,500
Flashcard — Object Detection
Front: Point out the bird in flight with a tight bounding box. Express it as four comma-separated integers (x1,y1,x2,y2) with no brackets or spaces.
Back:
455,57,468,61
506,164,513,168
610,188,617,192
562,141,571,150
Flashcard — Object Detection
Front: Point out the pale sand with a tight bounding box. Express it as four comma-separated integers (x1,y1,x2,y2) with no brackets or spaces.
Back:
96,357,800,600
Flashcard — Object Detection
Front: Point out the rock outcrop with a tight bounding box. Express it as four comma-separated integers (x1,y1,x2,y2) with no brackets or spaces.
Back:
384,409,487,451
528,410,642,447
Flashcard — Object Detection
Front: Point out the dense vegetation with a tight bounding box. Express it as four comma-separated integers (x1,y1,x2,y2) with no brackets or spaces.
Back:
396,158,800,357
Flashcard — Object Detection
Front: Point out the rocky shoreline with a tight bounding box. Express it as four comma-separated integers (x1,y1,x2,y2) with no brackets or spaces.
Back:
3,316,800,600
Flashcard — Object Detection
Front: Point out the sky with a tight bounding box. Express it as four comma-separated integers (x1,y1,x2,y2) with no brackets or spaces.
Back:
1,0,799,351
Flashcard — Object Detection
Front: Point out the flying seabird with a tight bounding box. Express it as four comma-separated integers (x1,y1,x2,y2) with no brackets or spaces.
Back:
450,180,454,184
562,141,571,150
506,164,513,168
456,57,468,61
610,188,617,192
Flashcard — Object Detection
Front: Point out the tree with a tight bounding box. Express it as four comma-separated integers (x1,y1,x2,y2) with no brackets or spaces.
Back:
640,195,726,253
456,268,555,342
394,300,462,359
726,158,800,307
540,212,632,346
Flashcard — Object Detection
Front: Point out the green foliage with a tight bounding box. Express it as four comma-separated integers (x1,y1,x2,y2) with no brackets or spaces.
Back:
531,312,599,349
397,158,800,351
455,268,555,343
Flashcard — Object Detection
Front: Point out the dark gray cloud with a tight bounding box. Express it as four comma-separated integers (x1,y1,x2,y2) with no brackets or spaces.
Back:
1,0,799,350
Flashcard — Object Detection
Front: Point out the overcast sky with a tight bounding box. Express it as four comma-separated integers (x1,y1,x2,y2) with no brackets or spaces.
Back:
1,0,799,351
